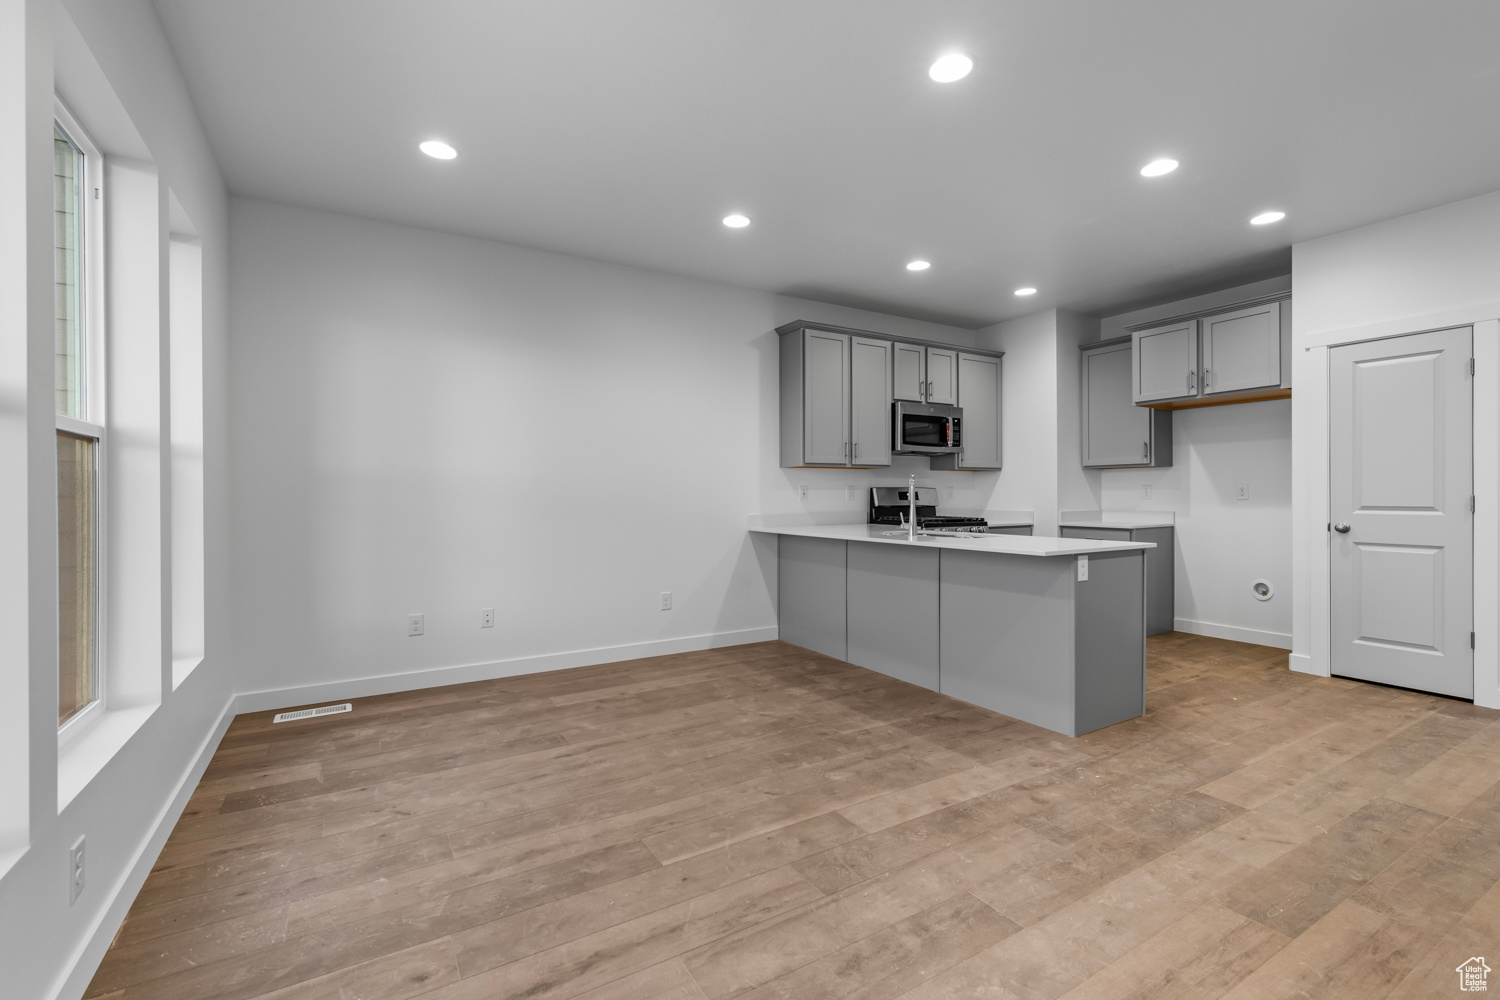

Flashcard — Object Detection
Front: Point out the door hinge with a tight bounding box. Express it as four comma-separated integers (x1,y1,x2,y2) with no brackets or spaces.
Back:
1471,631,1476,649
1326,522,1331,532
1472,495,1477,513
1470,357,1476,375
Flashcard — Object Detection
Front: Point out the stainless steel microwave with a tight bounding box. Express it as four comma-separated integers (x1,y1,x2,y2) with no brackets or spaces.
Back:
893,400,962,455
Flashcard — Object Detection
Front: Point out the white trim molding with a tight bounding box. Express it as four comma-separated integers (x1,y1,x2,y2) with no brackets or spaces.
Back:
233,626,781,715
1473,319,1499,709
1174,617,1293,651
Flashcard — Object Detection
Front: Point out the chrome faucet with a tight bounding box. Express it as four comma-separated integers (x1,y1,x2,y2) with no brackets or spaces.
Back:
906,474,917,541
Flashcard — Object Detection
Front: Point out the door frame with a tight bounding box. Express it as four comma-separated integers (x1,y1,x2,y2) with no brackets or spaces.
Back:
1292,317,1499,708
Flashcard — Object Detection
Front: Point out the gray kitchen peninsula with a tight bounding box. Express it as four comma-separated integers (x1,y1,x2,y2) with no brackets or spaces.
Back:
752,524,1154,737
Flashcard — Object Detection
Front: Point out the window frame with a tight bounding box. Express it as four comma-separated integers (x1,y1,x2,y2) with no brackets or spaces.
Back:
54,98,109,748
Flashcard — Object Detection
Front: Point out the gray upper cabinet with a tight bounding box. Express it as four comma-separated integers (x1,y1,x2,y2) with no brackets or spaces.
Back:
926,348,957,404
780,327,851,467
1082,339,1171,468
802,329,850,465
1201,301,1282,395
932,353,1002,470
850,337,893,467
893,342,926,402
779,321,1002,469
1133,320,1199,404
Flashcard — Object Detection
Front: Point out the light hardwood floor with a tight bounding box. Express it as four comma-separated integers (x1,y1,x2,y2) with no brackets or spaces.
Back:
86,634,1500,1000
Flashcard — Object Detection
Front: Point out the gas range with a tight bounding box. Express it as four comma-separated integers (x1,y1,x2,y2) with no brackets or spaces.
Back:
868,487,990,534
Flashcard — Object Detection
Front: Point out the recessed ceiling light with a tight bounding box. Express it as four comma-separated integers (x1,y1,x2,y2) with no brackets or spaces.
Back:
419,140,457,160
1250,210,1286,225
928,53,973,83
1014,287,1037,297
722,214,750,228
906,260,932,271
1140,158,1178,177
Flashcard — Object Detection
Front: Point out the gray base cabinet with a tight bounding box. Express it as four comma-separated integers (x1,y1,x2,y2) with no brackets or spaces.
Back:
987,525,1033,536
1060,525,1174,635
847,543,939,690
939,547,1145,737
777,535,1146,737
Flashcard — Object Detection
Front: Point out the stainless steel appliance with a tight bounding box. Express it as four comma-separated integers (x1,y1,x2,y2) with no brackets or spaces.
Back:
869,486,989,533
893,400,962,455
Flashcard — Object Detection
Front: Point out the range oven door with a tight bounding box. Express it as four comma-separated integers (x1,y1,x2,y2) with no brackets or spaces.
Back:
894,401,962,454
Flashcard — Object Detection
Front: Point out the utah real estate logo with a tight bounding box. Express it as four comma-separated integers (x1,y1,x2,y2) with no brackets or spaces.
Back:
1458,957,1491,992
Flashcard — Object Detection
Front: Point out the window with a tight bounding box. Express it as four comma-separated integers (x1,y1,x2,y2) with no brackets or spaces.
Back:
54,104,105,735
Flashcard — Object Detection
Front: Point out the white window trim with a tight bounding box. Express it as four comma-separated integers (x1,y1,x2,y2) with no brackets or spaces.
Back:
54,98,109,749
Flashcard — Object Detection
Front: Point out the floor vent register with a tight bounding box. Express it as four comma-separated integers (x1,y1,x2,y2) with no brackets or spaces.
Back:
272,702,353,724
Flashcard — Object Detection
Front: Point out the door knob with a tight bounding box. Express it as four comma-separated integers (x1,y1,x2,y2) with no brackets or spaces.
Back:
1334,522,1351,533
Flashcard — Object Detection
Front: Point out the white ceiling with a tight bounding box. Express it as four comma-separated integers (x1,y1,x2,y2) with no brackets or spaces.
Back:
151,0,1500,328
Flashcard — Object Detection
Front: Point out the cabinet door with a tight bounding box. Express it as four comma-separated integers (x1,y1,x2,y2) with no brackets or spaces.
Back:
1201,301,1281,395
802,329,850,465
1133,321,1199,403
954,353,1001,469
926,348,957,404
1083,343,1152,466
850,337,892,467
892,342,926,401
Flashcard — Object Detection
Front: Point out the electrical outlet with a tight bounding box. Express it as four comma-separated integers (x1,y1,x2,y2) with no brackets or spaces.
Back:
1234,483,1250,501
844,484,857,502
1076,555,1089,582
1141,484,1153,500
407,613,424,636
69,836,85,905
660,591,672,611
480,608,494,628
945,486,956,502
798,485,809,501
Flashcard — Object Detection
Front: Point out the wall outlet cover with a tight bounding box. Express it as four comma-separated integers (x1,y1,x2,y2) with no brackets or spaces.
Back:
660,591,672,611
1141,484,1153,500
1076,555,1089,582
845,484,858,501
69,837,85,905
480,607,494,628
1234,483,1250,501
407,613,424,635
798,485,809,501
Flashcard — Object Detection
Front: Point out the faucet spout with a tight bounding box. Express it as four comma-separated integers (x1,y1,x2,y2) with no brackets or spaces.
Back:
908,474,918,541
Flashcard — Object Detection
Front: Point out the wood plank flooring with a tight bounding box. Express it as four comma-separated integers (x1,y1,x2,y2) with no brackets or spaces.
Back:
87,634,1500,1000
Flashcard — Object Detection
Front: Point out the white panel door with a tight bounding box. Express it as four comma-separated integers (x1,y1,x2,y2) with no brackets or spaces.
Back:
1133,321,1199,403
1202,301,1281,395
850,337,892,467
954,353,1001,469
893,342,926,401
1330,327,1472,698
926,348,957,404
802,329,850,466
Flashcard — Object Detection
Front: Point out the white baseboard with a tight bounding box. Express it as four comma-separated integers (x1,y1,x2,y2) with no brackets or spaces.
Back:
1173,617,1293,650
54,699,235,1000
1287,651,1328,676
233,625,781,715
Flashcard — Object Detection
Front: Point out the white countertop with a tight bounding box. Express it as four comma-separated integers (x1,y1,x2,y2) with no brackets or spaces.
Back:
1058,509,1175,529
749,522,1154,557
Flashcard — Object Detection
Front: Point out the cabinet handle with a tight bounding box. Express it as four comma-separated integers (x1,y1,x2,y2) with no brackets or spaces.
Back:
1186,371,1195,392
1143,442,1149,460
1204,368,1212,388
